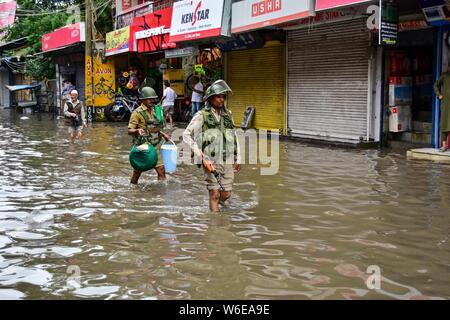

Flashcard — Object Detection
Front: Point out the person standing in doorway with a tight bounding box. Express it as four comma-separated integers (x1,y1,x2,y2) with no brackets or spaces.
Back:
434,65,450,152
191,76,204,117
61,79,76,116
161,81,177,128
64,90,87,144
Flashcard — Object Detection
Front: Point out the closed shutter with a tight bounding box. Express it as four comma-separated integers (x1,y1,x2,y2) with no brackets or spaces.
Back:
226,45,286,132
288,19,369,142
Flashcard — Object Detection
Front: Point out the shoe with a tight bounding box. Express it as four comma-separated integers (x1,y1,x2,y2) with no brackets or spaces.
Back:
439,147,448,152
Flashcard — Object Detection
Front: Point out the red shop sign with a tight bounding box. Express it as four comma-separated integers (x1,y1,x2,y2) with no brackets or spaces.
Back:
316,0,371,11
133,6,176,53
42,22,85,52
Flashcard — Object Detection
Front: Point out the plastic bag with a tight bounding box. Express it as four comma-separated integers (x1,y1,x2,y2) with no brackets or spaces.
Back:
154,104,164,124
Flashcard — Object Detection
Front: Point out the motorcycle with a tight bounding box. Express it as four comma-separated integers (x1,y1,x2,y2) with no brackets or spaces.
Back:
104,93,139,122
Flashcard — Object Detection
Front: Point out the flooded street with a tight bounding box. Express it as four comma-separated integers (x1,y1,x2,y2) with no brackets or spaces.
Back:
0,109,450,300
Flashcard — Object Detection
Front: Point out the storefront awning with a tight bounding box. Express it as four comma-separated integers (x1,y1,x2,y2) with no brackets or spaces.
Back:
0,37,27,54
5,84,41,92
37,43,84,57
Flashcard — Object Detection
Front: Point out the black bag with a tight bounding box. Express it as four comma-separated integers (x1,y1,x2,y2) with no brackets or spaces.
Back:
72,115,82,127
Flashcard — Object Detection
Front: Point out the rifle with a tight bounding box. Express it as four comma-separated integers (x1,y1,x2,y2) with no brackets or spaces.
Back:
201,155,225,191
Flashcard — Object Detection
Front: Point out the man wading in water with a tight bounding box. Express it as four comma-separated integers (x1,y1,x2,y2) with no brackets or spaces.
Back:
128,86,171,186
183,80,241,212
64,90,87,143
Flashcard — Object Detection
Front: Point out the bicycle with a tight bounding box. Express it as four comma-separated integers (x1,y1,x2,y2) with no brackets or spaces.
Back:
104,92,140,122
185,64,216,92
95,77,115,100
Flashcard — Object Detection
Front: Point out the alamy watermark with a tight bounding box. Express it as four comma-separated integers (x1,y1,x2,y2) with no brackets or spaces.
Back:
366,265,382,290
170,128,280,176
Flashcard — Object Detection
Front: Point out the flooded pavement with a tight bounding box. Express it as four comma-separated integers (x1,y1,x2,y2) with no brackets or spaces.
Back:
0,109,450,300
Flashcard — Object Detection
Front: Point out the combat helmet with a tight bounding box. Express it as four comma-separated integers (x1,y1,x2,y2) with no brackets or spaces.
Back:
203,80,232,102
138,86,158,99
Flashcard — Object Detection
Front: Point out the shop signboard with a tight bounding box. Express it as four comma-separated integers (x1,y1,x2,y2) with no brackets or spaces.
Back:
216,32,265,52
106,26,135,56
379,0,398,46
93,55,116,107
279,5,369,30
169,0,231,42
315,0,372,11
115,2,153,29
165,46,199,58
134,6,176,52
0,0,16,30
231,0,312,34
42,22,85,52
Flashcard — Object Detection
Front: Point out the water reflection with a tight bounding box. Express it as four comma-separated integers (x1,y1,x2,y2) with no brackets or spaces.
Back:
0,110,450,299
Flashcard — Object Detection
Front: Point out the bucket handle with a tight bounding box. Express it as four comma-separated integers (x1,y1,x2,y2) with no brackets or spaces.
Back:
167,139,177,147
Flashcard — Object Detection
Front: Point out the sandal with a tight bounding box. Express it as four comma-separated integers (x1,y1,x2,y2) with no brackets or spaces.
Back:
439,147,448,152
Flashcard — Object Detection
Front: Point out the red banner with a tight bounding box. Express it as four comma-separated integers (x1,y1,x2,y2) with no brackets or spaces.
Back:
316,0,371,11
0,1,17,30
133,7,176,53
42,22,85,52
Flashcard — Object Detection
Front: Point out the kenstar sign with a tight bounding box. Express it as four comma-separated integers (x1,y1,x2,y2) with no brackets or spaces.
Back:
169,0,230,42
232,0,313,34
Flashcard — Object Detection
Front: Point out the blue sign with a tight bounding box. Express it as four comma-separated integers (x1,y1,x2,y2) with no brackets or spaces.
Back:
216,32,264,52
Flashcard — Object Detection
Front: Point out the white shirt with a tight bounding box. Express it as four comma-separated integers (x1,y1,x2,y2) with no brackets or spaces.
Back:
163,87,177,106
191,82,204,103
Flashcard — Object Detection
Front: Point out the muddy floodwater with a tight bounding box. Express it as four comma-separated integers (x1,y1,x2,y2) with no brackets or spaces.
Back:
0,109,449,300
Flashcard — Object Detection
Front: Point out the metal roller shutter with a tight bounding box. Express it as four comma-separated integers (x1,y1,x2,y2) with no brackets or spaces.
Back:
287,19,370,142
226,45,286,133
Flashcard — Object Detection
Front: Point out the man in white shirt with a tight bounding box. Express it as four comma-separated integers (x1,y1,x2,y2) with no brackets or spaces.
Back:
161,81,177,128
191,76,204,117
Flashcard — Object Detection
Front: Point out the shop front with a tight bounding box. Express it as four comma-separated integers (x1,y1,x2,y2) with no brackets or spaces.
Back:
284,0,379,144
167,0,232,121
105,25,140,121
381,0,446,149
228,0,315,133
41,23,86,110
133,5,177,98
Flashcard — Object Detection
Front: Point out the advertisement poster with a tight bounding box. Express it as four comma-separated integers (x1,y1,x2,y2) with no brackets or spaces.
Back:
169,0,226,42
379,0,398,45
0,1,16,30
93,55,115,107
134,6,175,52
106,26,133,56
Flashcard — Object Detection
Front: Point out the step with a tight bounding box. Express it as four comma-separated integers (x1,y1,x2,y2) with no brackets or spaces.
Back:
407,148,450,162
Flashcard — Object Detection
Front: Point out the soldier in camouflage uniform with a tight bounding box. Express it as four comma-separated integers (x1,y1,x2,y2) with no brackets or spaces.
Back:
128,86,171,185
183,80,241,212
